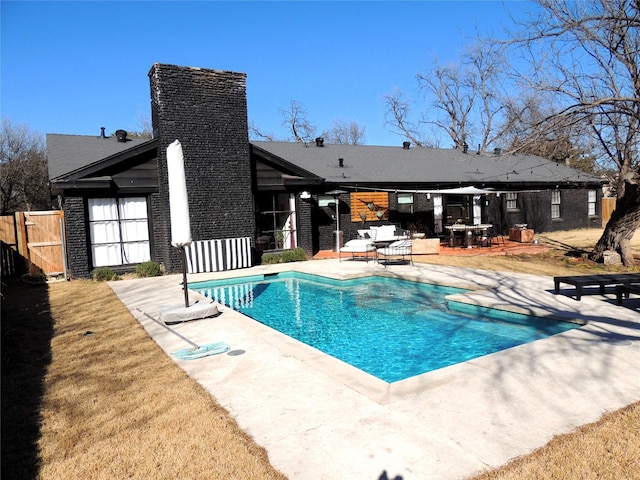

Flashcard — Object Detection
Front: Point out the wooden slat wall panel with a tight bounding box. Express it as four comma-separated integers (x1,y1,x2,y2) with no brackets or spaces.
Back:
350,192,389,222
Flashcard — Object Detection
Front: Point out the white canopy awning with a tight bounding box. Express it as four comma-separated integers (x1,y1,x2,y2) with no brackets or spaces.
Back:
344,186,500,195
422,186,497,195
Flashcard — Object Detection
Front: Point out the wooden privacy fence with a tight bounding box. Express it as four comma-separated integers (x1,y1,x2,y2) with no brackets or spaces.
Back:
0,211,66,278
602,197,616,227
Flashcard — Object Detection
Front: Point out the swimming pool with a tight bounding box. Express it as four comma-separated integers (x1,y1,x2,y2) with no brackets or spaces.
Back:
192,272,580,383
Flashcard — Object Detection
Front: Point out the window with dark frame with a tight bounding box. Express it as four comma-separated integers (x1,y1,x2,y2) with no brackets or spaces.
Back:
255,192,296,251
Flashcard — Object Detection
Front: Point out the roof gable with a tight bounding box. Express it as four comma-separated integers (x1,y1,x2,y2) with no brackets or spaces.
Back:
47,133,156,180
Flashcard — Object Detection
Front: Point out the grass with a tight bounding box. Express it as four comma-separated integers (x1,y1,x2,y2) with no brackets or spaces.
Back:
1,228,639,479
1,280,286,480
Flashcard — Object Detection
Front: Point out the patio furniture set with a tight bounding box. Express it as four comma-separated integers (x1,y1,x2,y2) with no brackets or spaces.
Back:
444,223,506,248
339,225,414,266
339,222,512,265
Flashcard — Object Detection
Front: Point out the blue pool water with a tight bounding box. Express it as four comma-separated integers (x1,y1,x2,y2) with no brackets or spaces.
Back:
192,272,579,383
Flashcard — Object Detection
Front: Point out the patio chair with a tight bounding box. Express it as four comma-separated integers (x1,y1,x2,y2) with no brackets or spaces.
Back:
377,239,413,267
433,224,447,243
340,229,377,262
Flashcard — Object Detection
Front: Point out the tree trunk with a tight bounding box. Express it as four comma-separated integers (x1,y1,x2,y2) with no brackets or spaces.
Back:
590,181,640,266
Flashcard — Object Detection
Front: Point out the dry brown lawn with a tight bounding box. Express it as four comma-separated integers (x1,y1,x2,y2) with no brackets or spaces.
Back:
1,228,639,480
2,280,286,480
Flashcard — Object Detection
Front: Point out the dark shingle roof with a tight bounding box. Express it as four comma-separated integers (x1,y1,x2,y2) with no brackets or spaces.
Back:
251,141,604,188
47,133,154,180
47,133,605,190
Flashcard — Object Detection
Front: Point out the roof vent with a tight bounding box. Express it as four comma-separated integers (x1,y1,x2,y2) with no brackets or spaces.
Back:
315,137,324,147
494,147,502,155
462,142,469,154
338,158,344,168
402,141,411,150
115,129,128,142
100,127,106,138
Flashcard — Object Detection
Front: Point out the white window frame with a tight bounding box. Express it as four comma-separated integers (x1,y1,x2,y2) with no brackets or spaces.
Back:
551,190,561,219
397,193,414,204
397,193,414,213
588,190,597,216
88,197,151,267
317,195,335,207
506,192,518,210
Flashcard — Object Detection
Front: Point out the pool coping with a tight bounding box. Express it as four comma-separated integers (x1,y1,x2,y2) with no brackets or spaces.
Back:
109,259,640,480
189,271,585,405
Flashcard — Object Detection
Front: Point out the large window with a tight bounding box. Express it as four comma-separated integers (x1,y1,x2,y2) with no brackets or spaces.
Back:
255,193,297,251
551,190,561,219
88,197,150,267
588,190,597,216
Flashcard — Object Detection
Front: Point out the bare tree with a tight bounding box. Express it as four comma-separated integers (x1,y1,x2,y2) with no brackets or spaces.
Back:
0,118,50,214
504,0,640,265
280,100,316,143
129,113,154,139
385,39,511,151
417,61,475,149
503,93,597,172
250,102,367,145
324,120,366,145
249,120,279,141
383,89,437,148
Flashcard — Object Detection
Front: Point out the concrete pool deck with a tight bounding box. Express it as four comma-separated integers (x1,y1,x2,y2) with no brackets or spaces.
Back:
109,260,640,480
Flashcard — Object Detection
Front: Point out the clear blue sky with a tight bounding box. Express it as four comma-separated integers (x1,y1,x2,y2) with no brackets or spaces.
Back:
1,1,533,146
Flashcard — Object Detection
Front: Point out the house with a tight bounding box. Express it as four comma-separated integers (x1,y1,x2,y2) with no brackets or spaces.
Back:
47,63,606,279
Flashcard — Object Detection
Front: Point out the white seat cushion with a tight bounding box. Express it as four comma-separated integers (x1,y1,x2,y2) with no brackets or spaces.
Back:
341,239,376,252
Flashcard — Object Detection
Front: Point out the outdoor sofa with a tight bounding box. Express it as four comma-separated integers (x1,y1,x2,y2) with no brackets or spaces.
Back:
357,225,409,246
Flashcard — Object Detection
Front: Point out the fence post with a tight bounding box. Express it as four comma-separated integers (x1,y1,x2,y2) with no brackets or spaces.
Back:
15,212,30,272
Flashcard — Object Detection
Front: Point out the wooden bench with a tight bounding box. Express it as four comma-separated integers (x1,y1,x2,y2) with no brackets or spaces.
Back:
615,284,640,305
553,274,640,301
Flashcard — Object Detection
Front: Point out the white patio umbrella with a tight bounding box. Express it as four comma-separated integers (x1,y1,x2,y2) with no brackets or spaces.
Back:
158,140,227,359
166,139,192,307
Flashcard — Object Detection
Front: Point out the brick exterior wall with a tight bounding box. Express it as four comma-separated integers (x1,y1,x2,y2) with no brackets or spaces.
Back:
489,189,602,233
63,195,91,279
296,197,314,256
315,189,601,251
149,63,255,273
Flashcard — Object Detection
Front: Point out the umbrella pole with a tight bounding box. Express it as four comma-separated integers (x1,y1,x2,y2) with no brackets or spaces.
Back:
181,246,189,308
